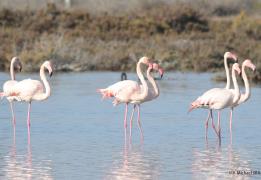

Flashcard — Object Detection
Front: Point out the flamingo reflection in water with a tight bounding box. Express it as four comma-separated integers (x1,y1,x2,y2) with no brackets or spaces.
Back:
105,144,160,180
192,141,251,180
3,129,53,180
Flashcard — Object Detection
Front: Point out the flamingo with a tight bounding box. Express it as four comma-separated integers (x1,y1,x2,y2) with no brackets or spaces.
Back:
193,52,237,138
2,61,53,131
234,59,256,106
98,57,152,141
129,62,164,140
229,59,256,138
2,57,22,127
189,63,241,138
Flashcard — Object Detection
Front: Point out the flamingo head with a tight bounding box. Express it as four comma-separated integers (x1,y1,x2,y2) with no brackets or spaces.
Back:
232,63,241,75
152,63,164,79
43,61,54,77
188,100,201,113
243,59,256,72
139,56,152,65
224,52,237,62
11,57,22,72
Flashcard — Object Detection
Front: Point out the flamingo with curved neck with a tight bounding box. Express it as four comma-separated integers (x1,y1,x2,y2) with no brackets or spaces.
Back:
129,62,164,141
1,57,22,127
189,63,241,139
224,52,237,89
146,63,164,100
9,57,22,80
8,61,53,131
228,59,256,141
98,57,152,142
196,52,237,139
235,59,256,105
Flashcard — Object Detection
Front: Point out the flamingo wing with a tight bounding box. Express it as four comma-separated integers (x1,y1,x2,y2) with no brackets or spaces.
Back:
12,79,44,102
206,89,234,109
98,80,140,105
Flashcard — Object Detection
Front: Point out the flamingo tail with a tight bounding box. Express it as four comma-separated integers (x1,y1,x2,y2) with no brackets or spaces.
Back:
97,89,114,99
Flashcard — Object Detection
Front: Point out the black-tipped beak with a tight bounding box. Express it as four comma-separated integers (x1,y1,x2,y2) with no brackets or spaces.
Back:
160,74,163,79
49,72,53,77
19,67,22,72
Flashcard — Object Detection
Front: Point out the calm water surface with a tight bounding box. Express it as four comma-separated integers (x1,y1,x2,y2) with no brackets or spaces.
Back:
0,72,260,180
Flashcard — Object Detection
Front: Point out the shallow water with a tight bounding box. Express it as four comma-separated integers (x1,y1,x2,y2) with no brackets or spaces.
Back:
0,72,260,180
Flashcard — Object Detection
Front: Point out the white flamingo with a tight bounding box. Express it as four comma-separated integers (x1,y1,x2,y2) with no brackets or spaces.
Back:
2,57,22,126
189,63,241,138
234,59,256,106
2,61,53,131
191,52,237,138
228,59,256,139
98,57,152,141
129,62,164,140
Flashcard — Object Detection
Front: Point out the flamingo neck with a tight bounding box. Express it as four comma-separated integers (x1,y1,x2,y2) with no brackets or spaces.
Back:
136,61,148,100
239,64,250,104
231,68,240,104
146,68,159,98
36,65,51,101
10,59,15,80
224,56,230,89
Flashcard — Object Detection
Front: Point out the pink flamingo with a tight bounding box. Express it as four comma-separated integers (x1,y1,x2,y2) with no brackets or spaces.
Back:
192,52,237,138
98,57,152,141
2,57,22,127
234,59,256,106
2,61,53,131
189,63,241,138
129,63,164,140
229,59,256,139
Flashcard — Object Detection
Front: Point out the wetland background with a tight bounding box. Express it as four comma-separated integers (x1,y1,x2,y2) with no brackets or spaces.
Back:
0,0,260,82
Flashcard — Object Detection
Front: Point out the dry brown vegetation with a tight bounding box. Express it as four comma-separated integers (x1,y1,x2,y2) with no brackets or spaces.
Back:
0,2,260,82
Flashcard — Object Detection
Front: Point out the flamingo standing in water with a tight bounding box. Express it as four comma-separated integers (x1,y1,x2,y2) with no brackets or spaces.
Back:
2,57,22,127
189,63,241,139
1,61,53,131
129,62,164,140
98,57,152,140
228,59,256,138
192,52,237,138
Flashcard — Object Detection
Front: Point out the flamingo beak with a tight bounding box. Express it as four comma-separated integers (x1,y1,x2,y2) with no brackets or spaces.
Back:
159,68,164,79
49,71,53,77
188,105,194,113
17,61,22,72
232,54,238,62
251,65,256,72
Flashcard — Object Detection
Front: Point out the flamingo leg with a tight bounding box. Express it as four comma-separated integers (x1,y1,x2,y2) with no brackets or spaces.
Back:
230,108,233,143
129,105,136,144
205,110,210,140
217,110,221,138
210,110,219,136
124,103,128,144
10,102,16,127
27,102,31,132
137,105,144,142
